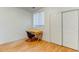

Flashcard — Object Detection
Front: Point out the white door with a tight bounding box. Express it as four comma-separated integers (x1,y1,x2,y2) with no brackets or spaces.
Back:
63,10,79,50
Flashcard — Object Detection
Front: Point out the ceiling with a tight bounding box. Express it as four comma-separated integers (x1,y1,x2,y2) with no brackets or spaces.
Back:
20,7,43,12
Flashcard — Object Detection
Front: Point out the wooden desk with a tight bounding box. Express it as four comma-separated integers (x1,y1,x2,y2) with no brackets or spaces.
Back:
27,29,43,40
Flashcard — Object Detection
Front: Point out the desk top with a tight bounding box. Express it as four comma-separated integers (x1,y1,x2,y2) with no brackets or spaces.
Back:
27,29,43,34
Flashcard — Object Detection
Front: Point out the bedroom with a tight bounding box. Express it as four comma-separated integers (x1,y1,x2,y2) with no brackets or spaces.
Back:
0,7,79,52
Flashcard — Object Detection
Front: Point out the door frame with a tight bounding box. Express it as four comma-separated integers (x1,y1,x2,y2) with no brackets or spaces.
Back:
61,9,79,50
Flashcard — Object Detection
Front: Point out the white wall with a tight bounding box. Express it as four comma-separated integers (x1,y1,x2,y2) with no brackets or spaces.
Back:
0,8,32,44
48,7,79,45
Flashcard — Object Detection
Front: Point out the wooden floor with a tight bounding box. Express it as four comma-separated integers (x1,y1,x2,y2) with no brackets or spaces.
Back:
0,38,78,52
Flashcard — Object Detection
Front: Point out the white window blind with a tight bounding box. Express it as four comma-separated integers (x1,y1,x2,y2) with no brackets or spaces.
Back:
33,12,44,27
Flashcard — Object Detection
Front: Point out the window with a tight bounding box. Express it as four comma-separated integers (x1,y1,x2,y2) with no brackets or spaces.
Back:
33,12,44,27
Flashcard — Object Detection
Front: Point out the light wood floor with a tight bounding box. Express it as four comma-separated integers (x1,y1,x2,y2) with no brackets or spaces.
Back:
0,38,78,52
